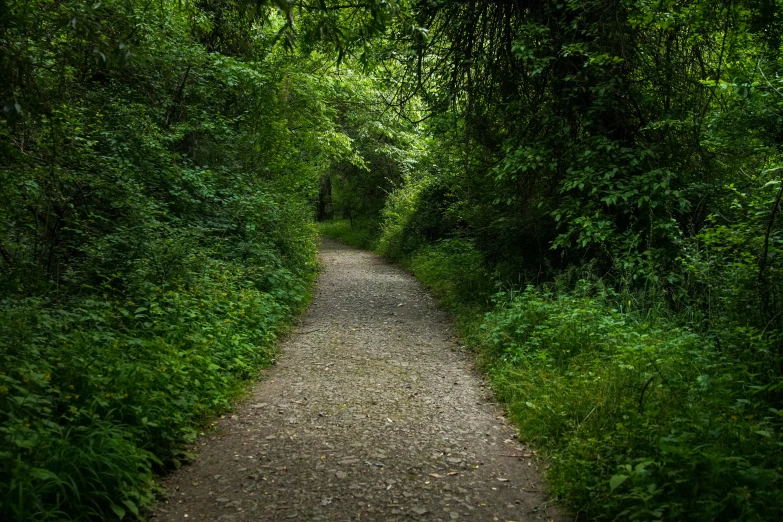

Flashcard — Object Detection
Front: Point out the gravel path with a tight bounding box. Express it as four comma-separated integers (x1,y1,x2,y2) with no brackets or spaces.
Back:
153,238,564,522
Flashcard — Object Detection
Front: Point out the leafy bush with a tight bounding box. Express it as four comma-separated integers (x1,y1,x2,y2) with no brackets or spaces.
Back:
377,173,467,258
0,238,315,520
408,239,492,310
483,286,783,520
0,2,334,519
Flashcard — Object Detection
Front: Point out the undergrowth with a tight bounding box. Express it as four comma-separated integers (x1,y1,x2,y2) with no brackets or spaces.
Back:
484,286,783,520
0,2,339,519
413,243,783,520
320,214,783,520
317,219,379,250
0,253,315,521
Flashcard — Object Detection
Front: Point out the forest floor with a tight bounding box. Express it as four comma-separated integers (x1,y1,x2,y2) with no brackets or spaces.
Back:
151,238,563,522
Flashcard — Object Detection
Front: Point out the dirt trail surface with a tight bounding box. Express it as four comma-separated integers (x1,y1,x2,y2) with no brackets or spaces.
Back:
153,238,564,522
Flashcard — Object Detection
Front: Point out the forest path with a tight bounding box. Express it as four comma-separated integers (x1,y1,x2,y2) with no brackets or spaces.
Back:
153,238,563,522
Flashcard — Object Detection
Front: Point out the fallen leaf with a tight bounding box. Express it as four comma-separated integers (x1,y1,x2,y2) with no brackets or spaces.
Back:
447,472,459,476
497,478,510,482
397,303,404,307
428,473,443,479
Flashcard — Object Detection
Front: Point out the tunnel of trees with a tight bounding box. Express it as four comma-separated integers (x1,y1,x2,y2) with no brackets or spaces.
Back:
2,0,783,520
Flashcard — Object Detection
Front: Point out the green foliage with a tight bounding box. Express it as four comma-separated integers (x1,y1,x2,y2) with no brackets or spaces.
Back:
677,176,783,334
408,240,492,311
483,286,782,520
0,1,361,519
4,0,783,519
315,63,426,226
317,219,379,250
377,173,461,262
0,257,310,520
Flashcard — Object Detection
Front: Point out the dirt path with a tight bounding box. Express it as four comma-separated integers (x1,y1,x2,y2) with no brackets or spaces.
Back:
153,238,563,522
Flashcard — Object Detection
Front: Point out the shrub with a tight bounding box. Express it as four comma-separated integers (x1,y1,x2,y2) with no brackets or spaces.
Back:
482,285,783,520
409,239,492,309
0,245,315,520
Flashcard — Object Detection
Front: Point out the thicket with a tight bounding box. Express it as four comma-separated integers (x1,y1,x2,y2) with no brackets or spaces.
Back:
0,1,375,519
321,0,783,519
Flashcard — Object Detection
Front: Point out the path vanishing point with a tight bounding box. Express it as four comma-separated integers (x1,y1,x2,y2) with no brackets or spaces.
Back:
153,238,564,522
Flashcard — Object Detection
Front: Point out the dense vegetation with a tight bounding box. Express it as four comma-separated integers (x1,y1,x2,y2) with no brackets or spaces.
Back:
0,1,377,519
320,1,783,520
3,0,783,520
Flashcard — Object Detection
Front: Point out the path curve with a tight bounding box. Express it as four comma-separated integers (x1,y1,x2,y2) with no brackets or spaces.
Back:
153,238,563,522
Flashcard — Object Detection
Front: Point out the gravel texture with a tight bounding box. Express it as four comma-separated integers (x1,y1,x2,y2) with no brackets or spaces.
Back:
152,238,564,522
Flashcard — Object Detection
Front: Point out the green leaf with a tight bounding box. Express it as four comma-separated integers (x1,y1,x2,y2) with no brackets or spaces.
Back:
110,503,126,519
609,474,628,491
122,499,139,516
29,468,60,481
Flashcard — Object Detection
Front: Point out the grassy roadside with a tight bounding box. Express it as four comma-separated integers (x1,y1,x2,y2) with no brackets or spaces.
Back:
319,220,783,521
1,249,318,521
